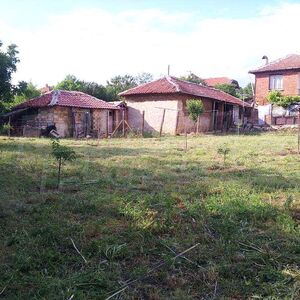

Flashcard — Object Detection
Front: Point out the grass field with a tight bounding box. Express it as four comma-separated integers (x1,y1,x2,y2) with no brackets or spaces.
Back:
0,133,299,299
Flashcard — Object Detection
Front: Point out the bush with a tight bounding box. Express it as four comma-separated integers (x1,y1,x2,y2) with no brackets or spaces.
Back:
267,91,300,108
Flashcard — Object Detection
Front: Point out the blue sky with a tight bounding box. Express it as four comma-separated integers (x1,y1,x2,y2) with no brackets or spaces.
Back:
0,0,294,27
1,0,300,87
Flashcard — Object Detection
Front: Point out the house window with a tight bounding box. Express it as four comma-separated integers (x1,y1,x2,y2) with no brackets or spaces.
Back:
298,74,300,95
269,75,283,90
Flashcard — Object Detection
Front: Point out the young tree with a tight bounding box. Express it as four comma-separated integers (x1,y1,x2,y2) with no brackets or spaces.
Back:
217,144,230,166
187,99,204,134
51,139,77,189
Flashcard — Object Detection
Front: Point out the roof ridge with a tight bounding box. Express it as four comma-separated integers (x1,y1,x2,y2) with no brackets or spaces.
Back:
119,78,163,96
251,54,300,71
166,76,180,92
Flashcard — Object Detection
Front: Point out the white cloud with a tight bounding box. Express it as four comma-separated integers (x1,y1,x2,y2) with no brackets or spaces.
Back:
1,3,300,87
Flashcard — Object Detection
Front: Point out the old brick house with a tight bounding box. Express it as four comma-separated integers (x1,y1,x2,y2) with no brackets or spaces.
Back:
249,54,300,125
119,76,251,135
6,90,119,137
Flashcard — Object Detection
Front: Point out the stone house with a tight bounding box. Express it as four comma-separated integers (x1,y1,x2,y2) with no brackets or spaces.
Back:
119,76,252,135
6,90,119,137
249,54,300,125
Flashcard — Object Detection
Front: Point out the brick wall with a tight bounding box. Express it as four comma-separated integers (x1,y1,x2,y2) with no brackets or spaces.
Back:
255,71,300,105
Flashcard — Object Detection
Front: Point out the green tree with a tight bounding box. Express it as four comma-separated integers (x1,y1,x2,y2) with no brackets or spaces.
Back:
240,83,254,99
0,40,20,112
106,73,153,100
13,81,41,105
180,73,207,85
56,75,107,101
214,83,239,97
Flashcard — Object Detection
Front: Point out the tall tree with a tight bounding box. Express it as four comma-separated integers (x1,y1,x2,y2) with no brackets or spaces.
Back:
13,81,41,105
0,40,19,112
240,82,254,99
55,75,107,101
214,83,239,98
106,73,153,100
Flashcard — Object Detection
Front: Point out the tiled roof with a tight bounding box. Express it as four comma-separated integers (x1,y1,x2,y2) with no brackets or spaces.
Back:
204,77,233,86
249,54,300,74
13,90,119,110
120,76,250,107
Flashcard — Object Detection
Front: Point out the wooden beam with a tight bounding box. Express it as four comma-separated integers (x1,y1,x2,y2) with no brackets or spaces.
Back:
159,109,166,137
106,111,109,138
141,110,145,137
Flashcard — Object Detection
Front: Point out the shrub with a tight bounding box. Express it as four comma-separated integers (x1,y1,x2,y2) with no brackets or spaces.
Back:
267,91,300,108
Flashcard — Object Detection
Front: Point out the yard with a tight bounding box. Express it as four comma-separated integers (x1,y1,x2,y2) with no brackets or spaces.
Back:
0,133,299,299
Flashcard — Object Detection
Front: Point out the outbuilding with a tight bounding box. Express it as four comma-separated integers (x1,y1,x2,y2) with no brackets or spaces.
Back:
4,90,119,138
119,76,252,134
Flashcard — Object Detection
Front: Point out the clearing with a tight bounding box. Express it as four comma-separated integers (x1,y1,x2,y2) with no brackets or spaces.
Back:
0,133,299,299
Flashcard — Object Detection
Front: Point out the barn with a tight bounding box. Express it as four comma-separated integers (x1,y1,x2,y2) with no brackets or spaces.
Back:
4,90,119,138
119,76,252,135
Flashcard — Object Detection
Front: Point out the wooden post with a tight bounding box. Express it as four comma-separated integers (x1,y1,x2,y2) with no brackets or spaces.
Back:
159,109,166,138
106,111,109,138
298,109,300,154
184,120,187,151
122,110,125,137
8,116,11,138
196,115,200,135
141,110,145,137
212,101,216,132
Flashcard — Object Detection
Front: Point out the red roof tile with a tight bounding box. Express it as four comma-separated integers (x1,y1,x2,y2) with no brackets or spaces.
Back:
249,54,300,74
13,90,119,110
204,77,233,86
120,76,250,107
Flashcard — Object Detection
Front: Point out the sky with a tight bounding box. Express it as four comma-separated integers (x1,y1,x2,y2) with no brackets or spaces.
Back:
1,0,300,88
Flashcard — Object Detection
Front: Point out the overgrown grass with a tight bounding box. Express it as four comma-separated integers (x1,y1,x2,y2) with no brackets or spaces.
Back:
0,133,299,299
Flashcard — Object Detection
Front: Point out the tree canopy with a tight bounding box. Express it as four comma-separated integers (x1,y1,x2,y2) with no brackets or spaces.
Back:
0,41,20,112
56,73,153,102
214,83,239,98
180,73,207,85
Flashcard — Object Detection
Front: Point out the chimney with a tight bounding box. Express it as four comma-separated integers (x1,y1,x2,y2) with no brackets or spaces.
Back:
262,55,269,65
